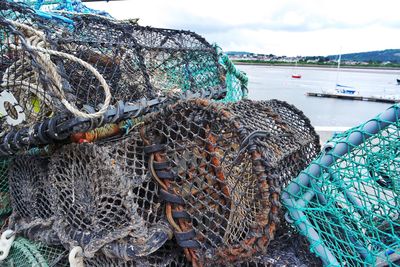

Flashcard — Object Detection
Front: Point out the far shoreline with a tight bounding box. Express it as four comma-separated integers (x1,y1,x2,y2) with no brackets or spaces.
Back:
233,61,400,73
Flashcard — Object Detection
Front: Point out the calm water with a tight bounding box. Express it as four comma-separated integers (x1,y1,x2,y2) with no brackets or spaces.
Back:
241,65,400,127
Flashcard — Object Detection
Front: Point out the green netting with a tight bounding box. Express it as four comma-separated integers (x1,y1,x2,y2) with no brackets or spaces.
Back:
1,237,68,266
2,238,40,266
283,104,400,266
0,160,11,217
215,45,248,102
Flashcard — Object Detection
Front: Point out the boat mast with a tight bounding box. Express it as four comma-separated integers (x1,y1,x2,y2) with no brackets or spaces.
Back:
335,53,341,86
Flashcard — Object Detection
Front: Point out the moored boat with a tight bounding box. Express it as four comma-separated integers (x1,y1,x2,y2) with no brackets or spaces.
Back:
291,60,301,79
333,84,358,95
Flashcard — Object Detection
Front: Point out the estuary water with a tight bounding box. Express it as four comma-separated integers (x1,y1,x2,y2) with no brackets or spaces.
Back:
240,64,400,127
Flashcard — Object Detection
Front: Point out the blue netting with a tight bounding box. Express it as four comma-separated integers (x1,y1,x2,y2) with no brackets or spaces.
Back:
18,0,112,17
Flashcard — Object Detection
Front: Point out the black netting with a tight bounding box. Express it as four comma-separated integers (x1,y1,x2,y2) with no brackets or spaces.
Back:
7,141,172,260
4,98,319,266
84,241,189,267
233,221,322,267
0,159,11,217
8,155,59,245
138,99,320,265
48,142,171,259
1,2,323,265
0,1,246,156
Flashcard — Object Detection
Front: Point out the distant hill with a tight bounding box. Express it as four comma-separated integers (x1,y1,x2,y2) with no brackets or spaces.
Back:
327,49,400,63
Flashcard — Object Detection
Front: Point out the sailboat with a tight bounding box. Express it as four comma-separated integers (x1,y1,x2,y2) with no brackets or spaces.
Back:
291,61,302,79
331,53,358,95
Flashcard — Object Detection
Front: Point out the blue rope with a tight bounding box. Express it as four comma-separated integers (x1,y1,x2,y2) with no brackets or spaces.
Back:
35,9,74,24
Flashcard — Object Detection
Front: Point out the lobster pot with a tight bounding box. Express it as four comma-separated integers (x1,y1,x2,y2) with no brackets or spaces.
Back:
6,98,318,265
57,14,226,104
7,137,189,265
0,1,247,156
7,131,171,259
2,237,188,267
138,99,319,266
283,104,400,266
7,138,187,265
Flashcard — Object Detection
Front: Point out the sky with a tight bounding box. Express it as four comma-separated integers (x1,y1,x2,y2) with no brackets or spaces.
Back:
86,0,400,57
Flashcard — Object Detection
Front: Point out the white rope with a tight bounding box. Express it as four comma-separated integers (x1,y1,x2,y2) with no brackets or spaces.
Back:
69,246,85,267
5,19,111,119
29,46,112,119
1,22,54,125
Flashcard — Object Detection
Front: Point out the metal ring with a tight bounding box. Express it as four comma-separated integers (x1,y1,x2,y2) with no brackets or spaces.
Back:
37,121,50,144
2,131,17,154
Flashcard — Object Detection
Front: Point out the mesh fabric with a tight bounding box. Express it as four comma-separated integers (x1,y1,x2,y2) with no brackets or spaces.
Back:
1,236,68,267
0,160,11,217
0,1,246,149
139,99,320,265
8,155,58,245
283,104,400,266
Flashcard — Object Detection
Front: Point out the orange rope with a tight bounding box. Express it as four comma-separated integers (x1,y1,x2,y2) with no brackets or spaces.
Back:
71,123,120,143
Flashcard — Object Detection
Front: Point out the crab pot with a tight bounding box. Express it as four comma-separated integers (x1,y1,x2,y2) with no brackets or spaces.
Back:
139,99,319,265
283,104,400,266
0,1,247,155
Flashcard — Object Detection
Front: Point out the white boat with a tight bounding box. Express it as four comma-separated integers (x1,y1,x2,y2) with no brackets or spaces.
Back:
332,84,359,95
323,52,359,95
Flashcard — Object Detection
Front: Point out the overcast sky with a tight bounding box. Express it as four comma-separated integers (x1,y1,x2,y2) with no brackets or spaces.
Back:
86,0,400,57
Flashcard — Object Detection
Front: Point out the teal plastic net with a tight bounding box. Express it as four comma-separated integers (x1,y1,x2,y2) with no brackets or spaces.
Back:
215,45,248,102
2,237,68,266
283,104,400,266
17,0,112,17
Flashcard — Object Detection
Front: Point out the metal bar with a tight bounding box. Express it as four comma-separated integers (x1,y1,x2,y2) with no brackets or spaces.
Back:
0,87,227,157
284,205,341,266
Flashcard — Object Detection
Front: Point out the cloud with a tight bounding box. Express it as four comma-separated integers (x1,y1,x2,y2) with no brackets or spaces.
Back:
86,0,400,56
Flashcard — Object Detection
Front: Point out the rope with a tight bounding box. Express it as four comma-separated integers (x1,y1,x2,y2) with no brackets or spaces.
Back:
4,19,111,119
1,22,54,124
